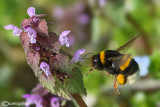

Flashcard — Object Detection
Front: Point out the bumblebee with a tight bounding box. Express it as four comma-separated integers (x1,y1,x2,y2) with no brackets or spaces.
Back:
86,35,140,94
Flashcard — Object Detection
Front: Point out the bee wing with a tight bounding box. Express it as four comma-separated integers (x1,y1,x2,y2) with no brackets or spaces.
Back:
115,34,140,52
111,54,131,70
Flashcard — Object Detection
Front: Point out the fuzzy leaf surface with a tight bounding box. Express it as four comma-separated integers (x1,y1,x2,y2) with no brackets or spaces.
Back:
64,67,87,96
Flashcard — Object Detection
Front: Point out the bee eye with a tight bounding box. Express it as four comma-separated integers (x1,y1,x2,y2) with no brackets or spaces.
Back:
94,59,98,62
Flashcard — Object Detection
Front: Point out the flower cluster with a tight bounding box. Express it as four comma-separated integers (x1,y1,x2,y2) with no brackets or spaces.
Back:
4,7,41,44
4,7,86,77
22,94,60,107
22,94,43,107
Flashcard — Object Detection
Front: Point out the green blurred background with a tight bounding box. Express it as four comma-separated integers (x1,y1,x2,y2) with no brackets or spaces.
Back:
1,0,160,107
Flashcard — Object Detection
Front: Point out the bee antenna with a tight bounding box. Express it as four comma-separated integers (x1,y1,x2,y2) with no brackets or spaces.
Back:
84,53,93,58
80,58,91,59
85,67,94,76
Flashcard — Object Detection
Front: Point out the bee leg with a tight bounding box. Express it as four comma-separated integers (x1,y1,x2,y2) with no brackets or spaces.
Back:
106,72,110,77
85,68,94,76
114,79,120,95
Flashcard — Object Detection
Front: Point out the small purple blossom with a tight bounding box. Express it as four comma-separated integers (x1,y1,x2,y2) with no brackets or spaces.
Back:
99,0,106,7
70,49,85,64
51,97,60,107
59,30,71,47
53,7,64,19
27,7,35,17
25,27,37,44
22,94,43,107
27,7,45,24
4,24,22,36
40,62,51,76
78,14,90,25
35,46,40,51
27,7,45,18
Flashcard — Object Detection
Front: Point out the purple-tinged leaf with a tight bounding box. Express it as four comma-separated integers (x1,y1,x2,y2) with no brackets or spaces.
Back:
26,51,40,76
35,19,48,37
20,31,30,52
51,53,72,74
31,84,49,96
38,32,60,53
21,19,30,29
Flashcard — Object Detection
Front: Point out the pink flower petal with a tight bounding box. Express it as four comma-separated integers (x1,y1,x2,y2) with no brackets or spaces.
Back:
40,62,51,76
22,94,43,107
59,30,71,47
51,97,60,107
70,49,85,64
4,24,22,36
27,7,35,17
4,24,15,30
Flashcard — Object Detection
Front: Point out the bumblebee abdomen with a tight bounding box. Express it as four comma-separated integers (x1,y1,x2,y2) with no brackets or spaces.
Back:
120,58,139,76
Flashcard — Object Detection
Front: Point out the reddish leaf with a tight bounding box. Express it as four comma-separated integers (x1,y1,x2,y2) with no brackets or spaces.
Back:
51,53,72,74
38,32,61,53
26,51,40,76
21,19,30,29
20,31,30,52
31,84,48,96
36,19,48,37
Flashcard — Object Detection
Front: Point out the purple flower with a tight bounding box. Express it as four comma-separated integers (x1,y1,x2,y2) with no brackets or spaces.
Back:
27,7,36,17
4,24,22,36
78,14,90,25
22,94,43,107
59,31,71,47
25,27,37,44
70,49,85,64
53,6,64,19
27,7,45,18
27,7,45,24
51,97,60,107
40,62,51,76
99,0,106,7
35,46,40,51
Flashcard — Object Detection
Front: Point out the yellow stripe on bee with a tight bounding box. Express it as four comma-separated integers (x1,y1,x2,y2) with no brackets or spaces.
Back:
100,51,106,64
117,74,125,85
120,57,132,71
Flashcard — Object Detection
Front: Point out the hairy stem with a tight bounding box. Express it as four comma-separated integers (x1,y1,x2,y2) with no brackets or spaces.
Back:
71,93,87,107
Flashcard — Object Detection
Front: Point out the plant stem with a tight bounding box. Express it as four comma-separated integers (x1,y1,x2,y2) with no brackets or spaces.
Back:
71,93,87,107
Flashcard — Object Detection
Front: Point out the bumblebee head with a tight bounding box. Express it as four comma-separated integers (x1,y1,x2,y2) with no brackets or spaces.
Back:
86,54,103,76
91,54,103,70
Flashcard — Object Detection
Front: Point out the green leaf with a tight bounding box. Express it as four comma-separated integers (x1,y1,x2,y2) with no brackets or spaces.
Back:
64,67,87,96
38,74,71,100
51,53,72,74
149,51,160,79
